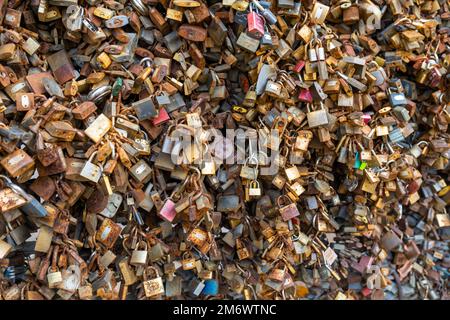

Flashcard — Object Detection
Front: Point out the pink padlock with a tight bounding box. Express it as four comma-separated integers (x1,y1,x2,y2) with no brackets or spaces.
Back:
293,60,305,73
158,199,176,222
247,3,265,39
298,88,313,103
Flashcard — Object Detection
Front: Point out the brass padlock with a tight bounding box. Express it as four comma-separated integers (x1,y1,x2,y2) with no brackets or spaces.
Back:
294,130,313,152
143,266,164,298
129,160,153,183
182,252,196,270
248,180,262,197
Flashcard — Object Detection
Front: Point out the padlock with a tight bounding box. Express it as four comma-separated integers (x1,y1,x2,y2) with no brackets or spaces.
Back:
0,149,35,178
409,141,429,158
79,151,102,183
97,52,112,69
236,32,260,53
284,166,300,182
240,158,258,180
316,43,328,80
47,267,63,289
343,4,359,24
375,125,389,137
119,258,138,285
248,180,262,196
187,228,208,247
84,114,112,143
96,218,121,248
298,88,313,103
130,240,148,266
129,160,153,183
158,199,177,222
0,175,48,217
99,193,123,218
251,0,277,24
307,103,329,128
247,3,265,39
143,266,164,298
201,158,216,175
261,24,273,46
265,80,282,97
388,88,407,107
337,93,354,107
182,252,196,270
16,93,35,112
71,101,97,120
310,2,330,24
277,195,300,221
294,130,313,152
288,182,306,197
47,50,75,84
242,86,257,107
236,239,250,260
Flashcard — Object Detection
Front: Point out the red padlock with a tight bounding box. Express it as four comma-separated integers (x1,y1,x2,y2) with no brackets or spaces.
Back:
151,107,170,126
293,60,305,73
298,88,313,103
247,4,265,39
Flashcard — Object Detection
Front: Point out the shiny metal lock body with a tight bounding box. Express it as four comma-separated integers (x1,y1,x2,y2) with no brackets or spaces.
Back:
248,180,262,196
265,80,282,97
80,152,102,183
307,106,329,128
130,241,148,266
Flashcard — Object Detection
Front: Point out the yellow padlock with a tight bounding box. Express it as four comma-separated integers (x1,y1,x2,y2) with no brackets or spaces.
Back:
97,52,112,69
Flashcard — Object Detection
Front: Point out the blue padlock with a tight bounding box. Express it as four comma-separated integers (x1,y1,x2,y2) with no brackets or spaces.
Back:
202,279,219,296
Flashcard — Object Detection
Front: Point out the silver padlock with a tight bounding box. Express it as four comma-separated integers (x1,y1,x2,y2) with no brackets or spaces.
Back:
392,106,410,122
388,127,405,143
409,141,428,158
79,151,102,183
65,5,84,32
100,193,123,218
308,47,318,62
265,80,282,97
130,240,148,266
104,15,129,29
